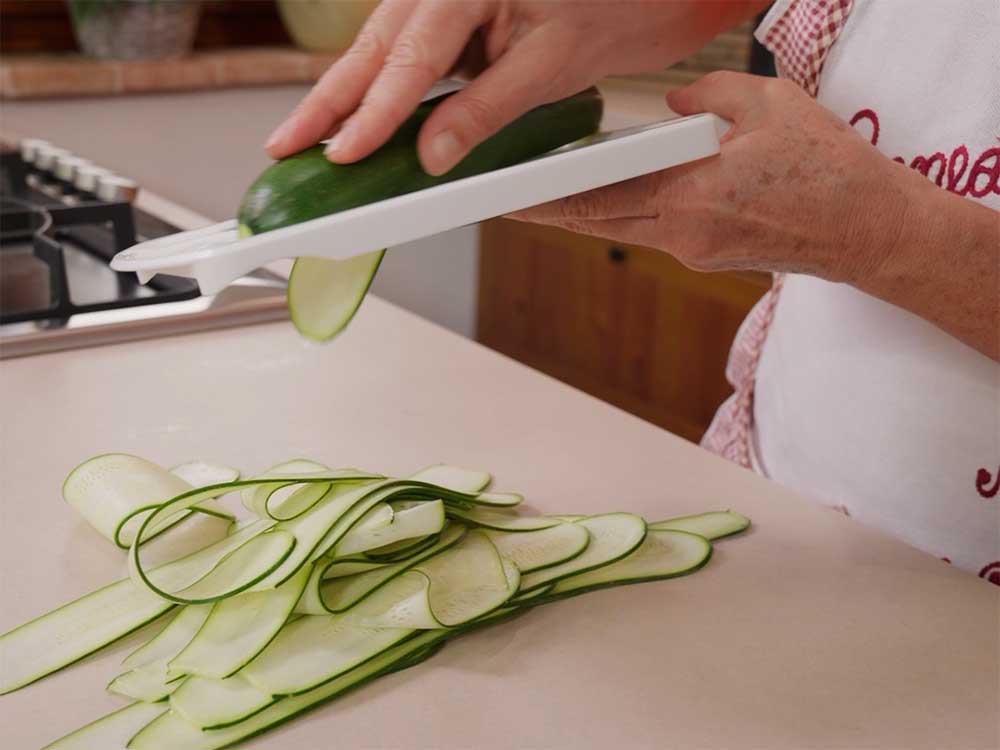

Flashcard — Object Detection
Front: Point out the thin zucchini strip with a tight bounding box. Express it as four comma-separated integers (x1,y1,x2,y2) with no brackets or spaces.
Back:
0,519,274,694
316,558,387,578
550,529,712,597
0,578,174,695
238,468,497,598
297,524,466,615
239,578,423,696
404,465,491,494
106,665,184,702
648,510,751,540
484,522,590,573
517,513,647,593
108,604,213,701
287,251,386,342
132,589,534,750
168,564,311,680
122,603,213,670
63,454,237,549
168,461,240,489
129,479,371,603
334,499,444,556
128,631,446,750
363,531,439,562
240,461,382,520
169,673,275,730
358,531,518,629
446,506,561,531
43,701,169,750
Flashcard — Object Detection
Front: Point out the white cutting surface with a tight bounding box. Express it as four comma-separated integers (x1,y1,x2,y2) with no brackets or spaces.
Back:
1,299,997,749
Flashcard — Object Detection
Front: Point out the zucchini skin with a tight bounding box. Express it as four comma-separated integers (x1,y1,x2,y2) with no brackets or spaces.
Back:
238,87,604,234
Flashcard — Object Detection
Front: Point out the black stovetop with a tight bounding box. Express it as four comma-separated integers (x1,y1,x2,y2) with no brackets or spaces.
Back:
0,152,199,327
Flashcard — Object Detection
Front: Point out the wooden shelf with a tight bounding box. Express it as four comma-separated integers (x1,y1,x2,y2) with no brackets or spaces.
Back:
0,47,337,100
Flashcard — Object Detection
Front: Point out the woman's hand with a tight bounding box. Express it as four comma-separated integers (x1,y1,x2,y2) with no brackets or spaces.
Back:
514,71,1000,360
513,71,912,284
265,0,766,175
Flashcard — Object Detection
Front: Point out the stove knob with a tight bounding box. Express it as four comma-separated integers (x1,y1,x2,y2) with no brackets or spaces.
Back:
19,138,51,164
34,145,71,172
74,165,113,193
96,174,140,203
54,155,92,182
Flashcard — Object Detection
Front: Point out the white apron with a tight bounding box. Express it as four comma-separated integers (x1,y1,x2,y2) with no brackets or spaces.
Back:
710,0,1000,582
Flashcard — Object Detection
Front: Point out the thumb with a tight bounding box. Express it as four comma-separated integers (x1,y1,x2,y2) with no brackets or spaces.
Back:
666,71,762,132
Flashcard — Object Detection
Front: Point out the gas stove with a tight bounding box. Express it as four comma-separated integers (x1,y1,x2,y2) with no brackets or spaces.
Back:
0,139,287,358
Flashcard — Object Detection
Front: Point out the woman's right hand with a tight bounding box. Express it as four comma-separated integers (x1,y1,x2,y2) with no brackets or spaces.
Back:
265,0,766,175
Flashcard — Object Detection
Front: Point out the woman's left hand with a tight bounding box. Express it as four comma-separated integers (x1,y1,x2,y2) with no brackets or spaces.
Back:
511,71,913,285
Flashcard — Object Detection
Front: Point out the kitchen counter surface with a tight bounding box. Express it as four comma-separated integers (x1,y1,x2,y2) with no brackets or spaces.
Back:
1,298,997,749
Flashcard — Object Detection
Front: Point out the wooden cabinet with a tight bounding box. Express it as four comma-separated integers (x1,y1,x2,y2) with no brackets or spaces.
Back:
477,220,770,443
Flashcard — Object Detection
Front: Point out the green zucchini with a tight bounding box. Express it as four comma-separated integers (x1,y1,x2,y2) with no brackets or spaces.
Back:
237,87,603,342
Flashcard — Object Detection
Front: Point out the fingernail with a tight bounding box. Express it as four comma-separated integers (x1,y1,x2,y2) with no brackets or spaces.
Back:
426,130,463,175
324,122,353,159
265,118,294,150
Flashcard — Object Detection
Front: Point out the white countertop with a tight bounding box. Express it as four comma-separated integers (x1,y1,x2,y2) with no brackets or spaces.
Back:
1,297,997,749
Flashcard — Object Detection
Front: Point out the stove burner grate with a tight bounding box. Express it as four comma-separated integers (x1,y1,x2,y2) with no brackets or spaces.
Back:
0,152,199,326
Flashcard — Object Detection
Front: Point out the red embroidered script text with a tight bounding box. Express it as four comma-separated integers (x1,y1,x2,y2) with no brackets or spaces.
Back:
850,109,1000,198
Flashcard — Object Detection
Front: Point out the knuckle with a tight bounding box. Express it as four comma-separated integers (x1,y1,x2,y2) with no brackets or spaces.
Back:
346,29,387,61
356,93,408,129
770,77,800,98
385,33,441,82
305,83,345,117
703,69,734,87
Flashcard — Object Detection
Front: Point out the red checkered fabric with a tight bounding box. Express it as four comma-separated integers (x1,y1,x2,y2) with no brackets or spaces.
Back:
701,0,854,466
701,275,785,468
762,0,854,96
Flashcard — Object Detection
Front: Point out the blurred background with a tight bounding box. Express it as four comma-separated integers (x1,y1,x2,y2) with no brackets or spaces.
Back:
1,0,774,443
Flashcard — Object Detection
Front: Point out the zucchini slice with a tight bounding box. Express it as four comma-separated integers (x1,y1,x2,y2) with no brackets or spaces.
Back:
128,631,446,750
649,510,751,540
517,513,647,593
0,576,174,695
169,673,274,731
43,701,168,750
550,529,712,597
297,524,466,615
287,252,385,342
484,522,590,573
355,531,517,629
62,453,236,549
333,498,444,556
446,506,561,531
167,564,311,680
239,596,418,695
108,604,213,701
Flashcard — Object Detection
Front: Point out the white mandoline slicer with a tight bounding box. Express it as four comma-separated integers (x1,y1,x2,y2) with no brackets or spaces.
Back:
112,92,728,295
